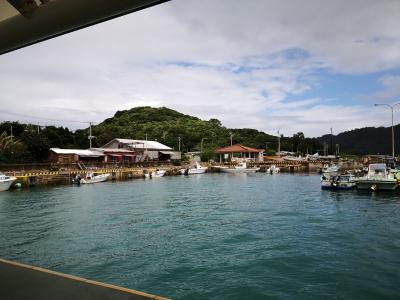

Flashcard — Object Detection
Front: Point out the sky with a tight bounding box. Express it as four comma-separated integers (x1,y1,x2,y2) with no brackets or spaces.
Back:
1,0,400,137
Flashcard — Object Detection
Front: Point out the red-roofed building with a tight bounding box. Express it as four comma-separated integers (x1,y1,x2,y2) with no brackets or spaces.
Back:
215,144,264,162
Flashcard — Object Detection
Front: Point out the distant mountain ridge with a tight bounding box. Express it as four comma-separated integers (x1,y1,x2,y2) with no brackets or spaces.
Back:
318,125,400,155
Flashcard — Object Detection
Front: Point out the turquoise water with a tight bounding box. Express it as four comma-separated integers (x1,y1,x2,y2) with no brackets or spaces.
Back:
1,173,400,299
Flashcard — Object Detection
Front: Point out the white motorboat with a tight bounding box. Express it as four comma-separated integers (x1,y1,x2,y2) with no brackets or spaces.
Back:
0,172,17,191
321,174,356,190
320,163,339,174
145,170,166,178
180,162,208,175
267,165,280,174
356,164,397,191
77,172,110,184
219,162,260,173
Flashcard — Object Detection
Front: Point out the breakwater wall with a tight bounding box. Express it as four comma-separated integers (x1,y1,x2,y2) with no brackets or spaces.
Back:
11,166,183,188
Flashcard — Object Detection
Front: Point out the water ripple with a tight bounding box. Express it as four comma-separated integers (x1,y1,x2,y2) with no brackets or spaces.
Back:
1,174,400,299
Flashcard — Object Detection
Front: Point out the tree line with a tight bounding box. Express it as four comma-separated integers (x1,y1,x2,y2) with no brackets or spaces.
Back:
0,106,329,163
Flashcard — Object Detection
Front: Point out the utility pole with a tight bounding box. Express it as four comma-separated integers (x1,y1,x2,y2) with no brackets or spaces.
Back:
277,130,281,154
178,136,181,152
10,125,14,157
145,133,148,155
230,132,233,146
88,122,94,149
374,103,400,158
201,138,207,153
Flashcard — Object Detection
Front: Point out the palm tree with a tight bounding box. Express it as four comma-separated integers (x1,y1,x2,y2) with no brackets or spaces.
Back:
0,131,23,154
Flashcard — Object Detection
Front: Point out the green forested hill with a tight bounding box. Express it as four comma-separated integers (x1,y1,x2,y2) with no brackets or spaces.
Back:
90,107,277,152
318,126,400,155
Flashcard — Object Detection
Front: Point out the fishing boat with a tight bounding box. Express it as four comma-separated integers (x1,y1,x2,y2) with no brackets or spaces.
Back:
180,162,208,175
321,174,356,190
266,165,280,174
219,162,260,173
74,172,110,184
144,169,166,178
356,164,397,191
0,172,17,191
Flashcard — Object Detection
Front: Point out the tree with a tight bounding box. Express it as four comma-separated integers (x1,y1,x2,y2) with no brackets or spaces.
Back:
0,131,26,162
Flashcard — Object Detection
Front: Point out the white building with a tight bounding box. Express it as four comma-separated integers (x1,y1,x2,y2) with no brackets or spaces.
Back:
101,138,181,161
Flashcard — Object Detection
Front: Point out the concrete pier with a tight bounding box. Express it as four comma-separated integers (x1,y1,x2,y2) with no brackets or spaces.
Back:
11,166,183,188
0,258,168,300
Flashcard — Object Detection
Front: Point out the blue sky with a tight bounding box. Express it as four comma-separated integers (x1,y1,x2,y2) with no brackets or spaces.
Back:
0,0,400,137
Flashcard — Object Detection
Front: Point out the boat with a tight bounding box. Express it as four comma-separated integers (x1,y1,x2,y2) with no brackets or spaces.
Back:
180,162,208,175
266,165,280,174
321,174,356,190
320,163,339,174
144,169,166,178
356,164,397,191
74,172,110,184
0,172,17,191
219,162,260,173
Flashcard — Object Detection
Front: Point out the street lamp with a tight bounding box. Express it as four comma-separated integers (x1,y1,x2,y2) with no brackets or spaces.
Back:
374,102,400,158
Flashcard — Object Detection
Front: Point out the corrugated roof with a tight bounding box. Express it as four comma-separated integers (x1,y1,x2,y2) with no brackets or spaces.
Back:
93,148,134,153
105,139,172,150
50,148,104,156
216,144,264,153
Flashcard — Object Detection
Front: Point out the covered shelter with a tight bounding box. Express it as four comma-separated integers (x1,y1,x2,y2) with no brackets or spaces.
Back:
49,148,105,164
216,144,264,163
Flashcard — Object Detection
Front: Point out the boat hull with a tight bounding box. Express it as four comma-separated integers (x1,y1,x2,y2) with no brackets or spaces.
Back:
0,178,16,191
356,180,397,191
180,168,207,175
80,174,110,184
145,170,166,178
321,180,356,190
220,167,259,173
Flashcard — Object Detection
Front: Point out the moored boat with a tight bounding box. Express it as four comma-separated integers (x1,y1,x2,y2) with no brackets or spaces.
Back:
0,172,17,191
356,164,397,191
180,162,207,175
145,169,166,178
267,165,280,174
219,162,259,173
321,174,356,190
77,172,110,184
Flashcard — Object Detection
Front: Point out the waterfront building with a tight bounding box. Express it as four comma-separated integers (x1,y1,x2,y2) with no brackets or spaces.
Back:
93,148,136,164
49,148,105,164
101,138,181,161
216,144,264,162
49,138,181,164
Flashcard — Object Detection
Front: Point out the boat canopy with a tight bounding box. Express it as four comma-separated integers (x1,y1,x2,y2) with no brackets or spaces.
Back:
369,164,387,171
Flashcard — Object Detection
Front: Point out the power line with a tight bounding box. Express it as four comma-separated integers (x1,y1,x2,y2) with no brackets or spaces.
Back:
0,109,91,124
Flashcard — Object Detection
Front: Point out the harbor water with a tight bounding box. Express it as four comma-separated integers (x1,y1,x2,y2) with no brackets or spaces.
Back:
1,174,400,299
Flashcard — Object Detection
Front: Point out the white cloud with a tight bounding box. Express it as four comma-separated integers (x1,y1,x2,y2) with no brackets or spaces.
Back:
0,0,400,137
